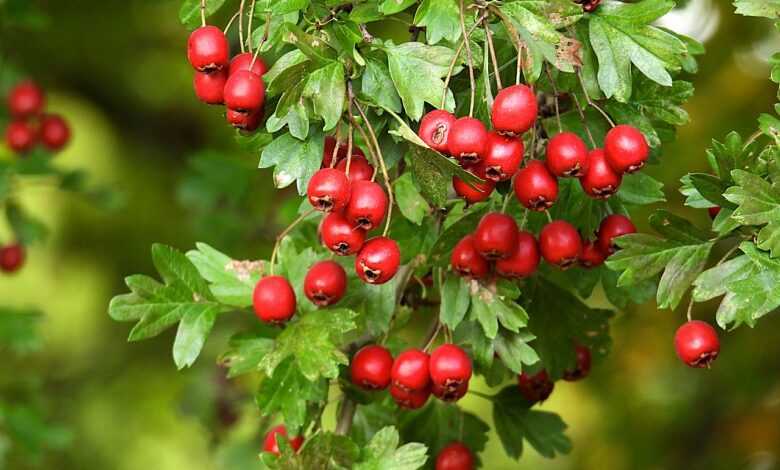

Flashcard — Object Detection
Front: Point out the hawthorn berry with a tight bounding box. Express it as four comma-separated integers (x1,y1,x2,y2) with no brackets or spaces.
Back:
674,320,720,368
323,137,365,168
262,425,304,455
350,344,394,390
495,231,540,278
708,206,721,219
452,176,495,204
336,155,374,182
430,344,472,390
451,234,490,279
419,109,456,153
579,240,606,268
517,369,554,404
435,442,474,470
223,70,265,112
303,260,347,307
482,132,524,182
448,117,488,165
226,108,263,131
390,384,431,409
491,84,538,136
539,220,582,268
253,275,296,324
391,348,431,391
307,168,351,212
597,214,636,254
579,149,622,199
473,212,519,260
546,132,589,177
193,69,227,105
38,115,70,151
228,52,268,76
563,345,592,381
355,236,400,284
604,124,649,174
432,380,469,402
5,121,37,153
7,81,44,118
345,180,388,230
513,160,558,211
321,212,366,255
0,244,25,273
187,25,230,72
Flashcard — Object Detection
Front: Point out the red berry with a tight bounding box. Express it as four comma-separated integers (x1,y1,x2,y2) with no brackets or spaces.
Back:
597,214,636,254
579,240,606,268
224,70,265,112
491,84,537,136
495,231,540,278
355,236,400,284
187,25,230,72
0,244,25,273
307,168,351,212
303,260,347,307
482,132,524,182
262,425,303,455
5,120,37,153
39,114,71,152
419,109,456,153
323,137,365,168
436,442,475,470
430,344,472,389
321,212,366,255
517,370,554,404
390,384,431,409
674,320,720,368
7,81,45,118
253,275,296,324
473,212,519,260
391,348,430,391
345,180,388,230
579,149,622,199
452,176,495,204
448,117,488,166
350,344,394,390
336,156,374,182
451,234,490,279
708,206,721,219
228,52,268,76
539,220,582,269
432,380,469,402
546,132,589,177
604,125,649,174
193,69,227,105
563,345,592,381
226,108,263,131
513,160,558,211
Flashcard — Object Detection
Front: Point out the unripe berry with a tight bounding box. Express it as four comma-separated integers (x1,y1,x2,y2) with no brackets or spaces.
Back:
597,214,636,254
193,69,227,105
539,220,582,268
563,345,592,381
482,132,524,182
39,114,71,152
350,344,394,390
0,243,25,273
187,25,230,72
355,236,400,284
674,320,720,368
345,180,388,230
436,442,474,470
579,240,606,268
7,81,45,118
391,348,430,391
321,212,366,255
491,84,537,135
228,52,268,76
303,260,347,307
262,425,303,455
336,156,374,182
513,160,558,211
5,121,37,153
452,176,495,204
419,109,456,153
432,380,468,402
226,108,263,131
495,231,540,278
224,70,265,112
253,275,296,324
546,132,589,177
451,234,490,279
429,344,472,390
307,168,351,212
473,212,519,260
390,384,431,409
579,149,621,199
448,117,488,166
604,124,649,174
517,369,554,404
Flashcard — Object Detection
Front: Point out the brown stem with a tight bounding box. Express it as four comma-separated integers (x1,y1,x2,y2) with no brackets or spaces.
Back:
335,398,356,436
250,12,271,68
238,0,246,53
571,88,596,148
246,0,257,50
440,14,487,109
485,20,503,90
577,69,614,127
269,208,316,275
458,0,477,117
223,11,240,34
200,0,206,26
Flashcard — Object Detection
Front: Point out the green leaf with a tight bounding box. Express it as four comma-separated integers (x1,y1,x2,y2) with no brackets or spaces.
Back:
5,202,48,245
173,306,218,369
725,169,780,256
0,308,43,354
362,57,403,113
303,61,346,131
617,172,665,205
179,0,225,29
413,0,460,45
687,173,733,208
494,330,540,374
439,275,470,330
734,0,780,18
394,172,431,225
380,0,417,15
254,0,309,15
218,332,275,378
259,129,325,195
354,426,428,470
647,209,711,244
295,431,360,469
187,242,264,308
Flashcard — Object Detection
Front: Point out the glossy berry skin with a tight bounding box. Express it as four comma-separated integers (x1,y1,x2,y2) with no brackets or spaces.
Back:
579,240,606,268
540,220,582,269
228,52,268,76
263,425,303,455
193,69,227,105
39,115,71,151
491,84,537,135
351,344,394,390
390,384,431,409
473,212,519,260
226,108,262,131
436,442,475,470
419,110,456,153
187,25,230,72
579,149,622,199
304,261,347,307
432,380,468,402
495,231,540,278
253,276,296,324
7,81,44,118
5,121,37,153
513,160,558,211
0,244,25,273
448,117,488,166
307,168,351,212
604,125,649,174
391,348,431,391
563,345,592,381
546,132,589,177
482,132,524,182
336,156,374,182
321,212,366,256
517,370,554,404
597,214,636,254
224,70,265,112
430,344,472,389
345,180,388,230
355,236,400,284
451,234,490,279
675,320,720,368
452,176,495,204
708,206,721,219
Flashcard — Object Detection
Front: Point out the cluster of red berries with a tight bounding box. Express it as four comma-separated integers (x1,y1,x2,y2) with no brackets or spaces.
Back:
4,80,71,155
187,25,267,131
517,344,592,405
0,243,25,274
350,343,472,409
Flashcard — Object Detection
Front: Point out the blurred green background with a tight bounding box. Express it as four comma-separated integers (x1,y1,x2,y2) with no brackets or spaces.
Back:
3,0,780,469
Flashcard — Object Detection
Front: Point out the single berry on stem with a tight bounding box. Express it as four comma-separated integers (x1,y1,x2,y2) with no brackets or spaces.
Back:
579,149,622,199
674,320,720,368
517,369,554,404
539,220,582,269
303,260,347,307
436,442,475,470
345,180,388,230
391,348,431,391
228,52,268,76
187,25,230,72
418,109,456,153
448,117,488,166
453,176,495,204
563,344,592,381
355,236,400,284
307,168,351,212
495,231,540,278
39,114,71,151
193,69,228,105
253,276,296,324
482,132,524,182
262,425,304,455
429,344,472,390
597,214,636,254
514,160,559,211
546,132,589,177
224,70,265,112
321,212,366,255
351,344,394,390
451,234,490,279
5,121,37,153
473,212,519,260
336,155,374,182
0,243,25,273
8,80,45,118
604,124,649,174
491,84,538,135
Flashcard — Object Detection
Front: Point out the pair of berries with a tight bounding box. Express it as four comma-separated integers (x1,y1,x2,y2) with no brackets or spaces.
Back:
0,243,25,273
517,346,592,403
262,425,303,456
579,126,649,198
5,81,71,154
580,213,637,268
435,442,475,470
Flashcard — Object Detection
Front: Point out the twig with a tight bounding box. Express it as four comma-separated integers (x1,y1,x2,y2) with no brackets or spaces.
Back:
250,12,272,69
440,14,487,109
485,20,503,90
458,0,477,117
335,398,356,435
246,0,257,50
238,0,246,53
223,11,240,34
269,208,316,275
571,88,596,148
200,0,206,26
577,69,614,127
